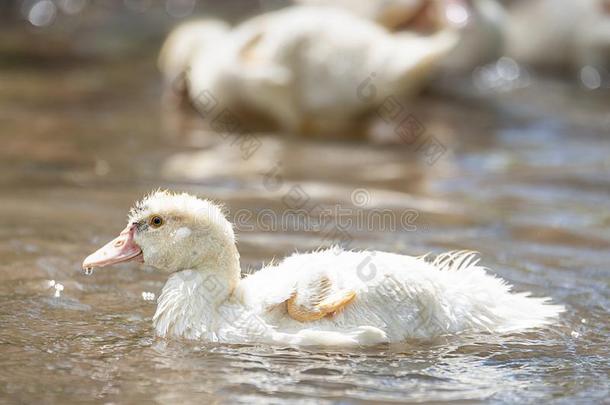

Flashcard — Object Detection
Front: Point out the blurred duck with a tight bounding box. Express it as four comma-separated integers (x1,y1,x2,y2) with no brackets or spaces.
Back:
82,191,563,346
159,6,457,135
505,0,610,72
295,0,508,74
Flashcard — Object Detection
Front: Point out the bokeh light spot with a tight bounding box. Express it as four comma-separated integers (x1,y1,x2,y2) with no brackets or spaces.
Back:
28,0,57,27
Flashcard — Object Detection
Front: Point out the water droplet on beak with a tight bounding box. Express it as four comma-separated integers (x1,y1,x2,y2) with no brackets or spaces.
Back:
83,267,94,276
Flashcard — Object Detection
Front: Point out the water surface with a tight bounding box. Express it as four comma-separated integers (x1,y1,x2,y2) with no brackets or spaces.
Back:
0,13,609,404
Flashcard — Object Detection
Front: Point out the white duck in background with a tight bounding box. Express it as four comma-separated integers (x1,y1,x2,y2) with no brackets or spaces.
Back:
159,6,457,135
505,0,610,72
82,191,563,346
296,0,508,74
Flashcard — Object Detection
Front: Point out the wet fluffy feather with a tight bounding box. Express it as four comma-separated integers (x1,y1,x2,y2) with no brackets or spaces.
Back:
128,191,563,346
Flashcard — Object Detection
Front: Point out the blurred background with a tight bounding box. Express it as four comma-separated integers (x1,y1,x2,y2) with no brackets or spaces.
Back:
0,0,609,403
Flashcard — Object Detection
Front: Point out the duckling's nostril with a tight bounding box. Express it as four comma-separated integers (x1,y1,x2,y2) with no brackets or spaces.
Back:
114,240,124,248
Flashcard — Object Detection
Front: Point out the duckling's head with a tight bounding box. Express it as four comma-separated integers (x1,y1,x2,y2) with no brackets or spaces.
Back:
83,191,236,275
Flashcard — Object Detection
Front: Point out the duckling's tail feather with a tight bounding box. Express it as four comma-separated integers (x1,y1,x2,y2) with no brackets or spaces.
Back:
429,250,481,272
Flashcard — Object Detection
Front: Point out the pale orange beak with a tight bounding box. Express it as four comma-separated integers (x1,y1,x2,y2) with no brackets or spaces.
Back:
82,224,144,272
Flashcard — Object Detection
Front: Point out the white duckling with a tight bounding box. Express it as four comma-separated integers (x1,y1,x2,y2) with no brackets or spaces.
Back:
82,191,563,346
160,6,457,135
505,0,610,72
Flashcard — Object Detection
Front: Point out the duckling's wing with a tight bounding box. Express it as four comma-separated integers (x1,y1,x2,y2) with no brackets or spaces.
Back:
236,250,362,317
286,275,356,322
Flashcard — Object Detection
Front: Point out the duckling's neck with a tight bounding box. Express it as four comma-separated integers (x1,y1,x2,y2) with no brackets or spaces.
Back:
194,241,241,295
153,241,242,340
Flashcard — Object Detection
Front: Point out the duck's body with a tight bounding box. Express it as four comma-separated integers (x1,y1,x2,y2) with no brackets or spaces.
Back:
83,191,563,347
160,6,457,135
154,248,562,346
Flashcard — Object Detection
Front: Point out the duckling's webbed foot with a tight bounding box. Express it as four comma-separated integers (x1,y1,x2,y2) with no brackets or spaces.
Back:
286,276,356,322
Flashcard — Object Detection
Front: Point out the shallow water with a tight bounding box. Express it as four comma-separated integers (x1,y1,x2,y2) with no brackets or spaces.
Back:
1,12,610,405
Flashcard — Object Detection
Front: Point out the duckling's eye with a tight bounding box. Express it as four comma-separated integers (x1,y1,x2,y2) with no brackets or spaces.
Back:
149,215,164,228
